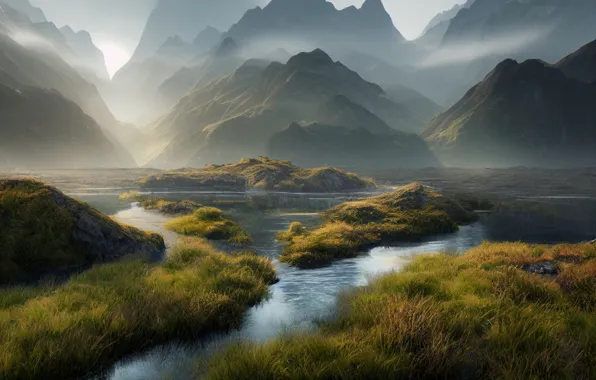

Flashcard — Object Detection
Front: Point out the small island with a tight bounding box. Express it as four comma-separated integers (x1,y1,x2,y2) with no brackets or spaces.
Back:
139,157,376,193
278,182,475,268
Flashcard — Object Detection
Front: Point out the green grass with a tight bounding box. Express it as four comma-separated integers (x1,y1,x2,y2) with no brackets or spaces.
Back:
165,207,253,245
0,179,163,285
278,183,473,268
0,237,276,380
206,241,596,380
140,157,376,193
119,191,203,215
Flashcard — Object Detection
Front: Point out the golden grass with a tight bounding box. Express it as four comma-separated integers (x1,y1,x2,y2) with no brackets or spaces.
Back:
206,242,596,380
0,237,276,379
165,207,253,245
278,183,472,268
140,157,376,193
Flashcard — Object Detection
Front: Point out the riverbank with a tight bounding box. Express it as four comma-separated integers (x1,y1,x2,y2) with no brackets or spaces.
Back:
206,241,596,379
0,238,276,380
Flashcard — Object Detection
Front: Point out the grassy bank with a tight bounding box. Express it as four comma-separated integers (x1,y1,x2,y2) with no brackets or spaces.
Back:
0,237,276,380
165,207,253,245
207,241,596,379
278,183,474,268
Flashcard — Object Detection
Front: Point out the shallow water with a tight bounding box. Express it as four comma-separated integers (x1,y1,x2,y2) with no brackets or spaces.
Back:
86,201,486,380
79,190,595,380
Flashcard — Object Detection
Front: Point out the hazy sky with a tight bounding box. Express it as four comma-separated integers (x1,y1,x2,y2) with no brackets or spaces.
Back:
30,0,465,74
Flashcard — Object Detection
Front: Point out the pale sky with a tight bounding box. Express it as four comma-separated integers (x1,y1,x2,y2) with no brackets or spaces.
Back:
30,0,465,75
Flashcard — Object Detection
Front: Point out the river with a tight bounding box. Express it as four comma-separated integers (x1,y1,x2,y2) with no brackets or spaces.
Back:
75,190,596,380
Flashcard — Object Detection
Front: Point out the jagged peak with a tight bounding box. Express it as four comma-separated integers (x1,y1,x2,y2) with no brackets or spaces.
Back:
361,0,387,12
216,37,237,56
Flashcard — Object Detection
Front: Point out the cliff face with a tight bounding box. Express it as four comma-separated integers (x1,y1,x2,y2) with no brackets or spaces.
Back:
423,58,596,167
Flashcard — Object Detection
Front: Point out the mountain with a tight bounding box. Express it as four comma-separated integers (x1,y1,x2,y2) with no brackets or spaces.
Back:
60,26,109,80
226,0,405,62
146,49,423,168
415,1,474,49
0,83,134,168
268,123,439,169
0,0,45,23
130,0,261,62
555,39,596,84
441,0,596,62
422,58,596,167
157,37,244,110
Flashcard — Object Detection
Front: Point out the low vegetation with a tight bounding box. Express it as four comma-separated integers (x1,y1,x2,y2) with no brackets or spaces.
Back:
165,207,252,245
0,237,276,379
0,179,164,285
120,191,202,215
139,157,376,193
206,241,596,380
278,183,475,268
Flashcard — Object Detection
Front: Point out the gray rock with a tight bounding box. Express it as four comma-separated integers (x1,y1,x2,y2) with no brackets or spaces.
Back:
521,261,559,276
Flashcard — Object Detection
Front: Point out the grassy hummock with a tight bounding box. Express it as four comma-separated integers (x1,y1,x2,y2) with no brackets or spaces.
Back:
139,157,376,193
278,183,475,268
0,237,276,380
120,192,203,215
0,179,164,285
165,207,253,245
206,241,596,380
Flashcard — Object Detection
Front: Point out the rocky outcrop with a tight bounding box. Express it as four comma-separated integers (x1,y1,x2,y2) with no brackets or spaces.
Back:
0,179,165,284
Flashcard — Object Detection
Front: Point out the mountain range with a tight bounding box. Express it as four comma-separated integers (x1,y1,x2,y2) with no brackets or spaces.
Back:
423,39,596,168
144,49,427,168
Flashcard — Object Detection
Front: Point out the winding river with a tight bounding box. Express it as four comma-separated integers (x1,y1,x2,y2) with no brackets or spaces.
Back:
74,190,596,380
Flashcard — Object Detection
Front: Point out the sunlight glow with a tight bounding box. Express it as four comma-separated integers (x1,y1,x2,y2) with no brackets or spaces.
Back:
98,43,131,78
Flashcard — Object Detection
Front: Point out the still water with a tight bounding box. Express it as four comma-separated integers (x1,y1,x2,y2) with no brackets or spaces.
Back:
75,191,488,380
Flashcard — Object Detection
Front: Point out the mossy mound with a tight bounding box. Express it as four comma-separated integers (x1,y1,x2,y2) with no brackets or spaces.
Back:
119,192,203,215
0,237,276,379
0,179,165,284
139,157,376,193
278,183,475,268
206,242,596,380
165,207,252,245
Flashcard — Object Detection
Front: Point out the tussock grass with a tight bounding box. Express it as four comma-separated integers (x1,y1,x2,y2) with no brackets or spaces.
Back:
140,157,376,193
278,183,473,268
119,191,203,215
165,207,253,245
0,237,276,380
206,242,596,380
0,179,163,285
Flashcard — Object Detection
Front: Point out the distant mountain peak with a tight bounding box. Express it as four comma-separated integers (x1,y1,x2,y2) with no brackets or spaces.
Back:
286,48,334,68
216,37,238,56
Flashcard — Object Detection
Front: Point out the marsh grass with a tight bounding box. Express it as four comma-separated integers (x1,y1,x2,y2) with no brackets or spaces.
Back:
206,242,596,380
165,207,253,245
278,183,472,268
0,237,276,380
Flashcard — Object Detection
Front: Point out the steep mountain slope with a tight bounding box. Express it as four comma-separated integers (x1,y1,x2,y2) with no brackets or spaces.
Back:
157,38,244,110
555,38,596,84
146,49,423,168
60,26,109,81
130,0,261,62
226,0,405,61
422,58,596,167
0,83,134,168
0,0,45,23
268,123,439,169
